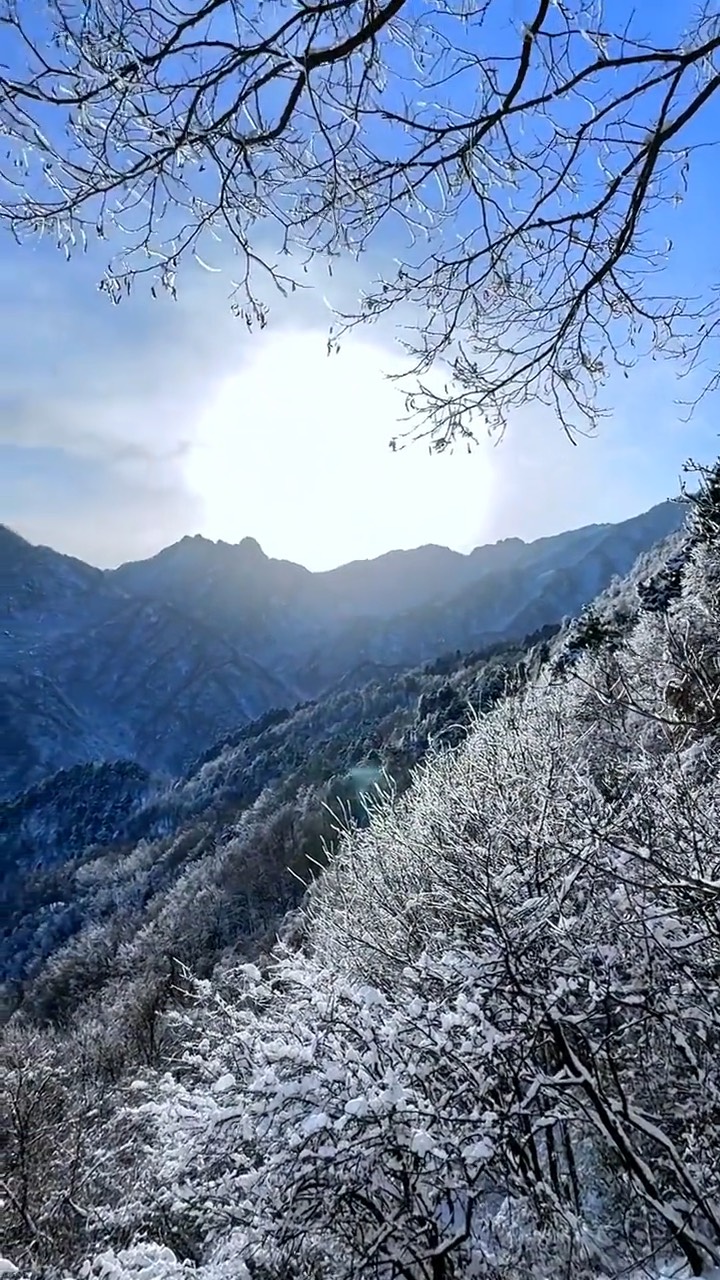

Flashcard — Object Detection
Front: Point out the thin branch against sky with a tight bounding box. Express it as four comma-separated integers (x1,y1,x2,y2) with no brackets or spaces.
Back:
1,0,720,449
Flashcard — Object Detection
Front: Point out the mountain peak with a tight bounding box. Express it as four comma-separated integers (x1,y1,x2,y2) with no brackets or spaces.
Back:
167,533,267,560
236,536,265,558
0,523,32,555
170,533,214,553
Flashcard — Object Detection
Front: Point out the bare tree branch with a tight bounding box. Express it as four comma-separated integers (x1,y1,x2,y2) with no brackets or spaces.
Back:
1,0,719,445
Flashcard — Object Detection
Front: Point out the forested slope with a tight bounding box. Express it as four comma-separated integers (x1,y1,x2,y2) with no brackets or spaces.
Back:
2,481,714,1280
1,625,556,1017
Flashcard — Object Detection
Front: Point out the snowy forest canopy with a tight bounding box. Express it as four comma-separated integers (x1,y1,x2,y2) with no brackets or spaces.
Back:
5,467,720,1279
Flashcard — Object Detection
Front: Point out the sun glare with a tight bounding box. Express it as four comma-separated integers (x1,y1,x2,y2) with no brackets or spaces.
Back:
183,329,497,569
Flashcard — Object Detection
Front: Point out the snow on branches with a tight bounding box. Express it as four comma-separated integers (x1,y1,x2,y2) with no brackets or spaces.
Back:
22,481,720,1280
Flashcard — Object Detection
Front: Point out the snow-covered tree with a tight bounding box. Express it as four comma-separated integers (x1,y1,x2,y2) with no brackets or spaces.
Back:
16,471,720,1280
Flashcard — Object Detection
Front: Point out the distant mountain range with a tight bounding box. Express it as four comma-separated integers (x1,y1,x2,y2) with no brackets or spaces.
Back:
0,500,685,799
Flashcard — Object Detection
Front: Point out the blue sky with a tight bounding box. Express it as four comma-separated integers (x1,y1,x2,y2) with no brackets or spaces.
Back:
1,1,719,570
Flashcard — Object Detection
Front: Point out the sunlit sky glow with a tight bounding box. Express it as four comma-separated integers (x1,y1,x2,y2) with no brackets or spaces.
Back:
184,329,499,568
2,0,720,575
0,231,716,571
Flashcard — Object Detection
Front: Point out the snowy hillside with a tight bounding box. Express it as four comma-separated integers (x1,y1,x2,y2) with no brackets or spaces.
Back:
5,480,717,1280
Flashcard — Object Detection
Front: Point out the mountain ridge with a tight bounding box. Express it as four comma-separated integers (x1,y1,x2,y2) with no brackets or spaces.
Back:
110,513,637,579
0,498,686,799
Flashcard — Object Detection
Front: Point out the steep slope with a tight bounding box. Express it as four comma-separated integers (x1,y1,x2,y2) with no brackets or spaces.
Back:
1,478,711,1280
1,625,555,1004
0,526,294,798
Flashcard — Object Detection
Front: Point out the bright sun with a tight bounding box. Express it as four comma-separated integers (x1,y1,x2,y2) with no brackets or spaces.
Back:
182,329,497,570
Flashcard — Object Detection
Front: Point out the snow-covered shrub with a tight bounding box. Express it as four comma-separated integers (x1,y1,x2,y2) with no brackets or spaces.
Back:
0,1019,134,1273
31,476,720,1280
91,951,624,1280
300,533,720,1275
94,773,720,1275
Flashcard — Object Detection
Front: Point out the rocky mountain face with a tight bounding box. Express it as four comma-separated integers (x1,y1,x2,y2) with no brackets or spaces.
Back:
0,499,685,800
0,525,294,799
